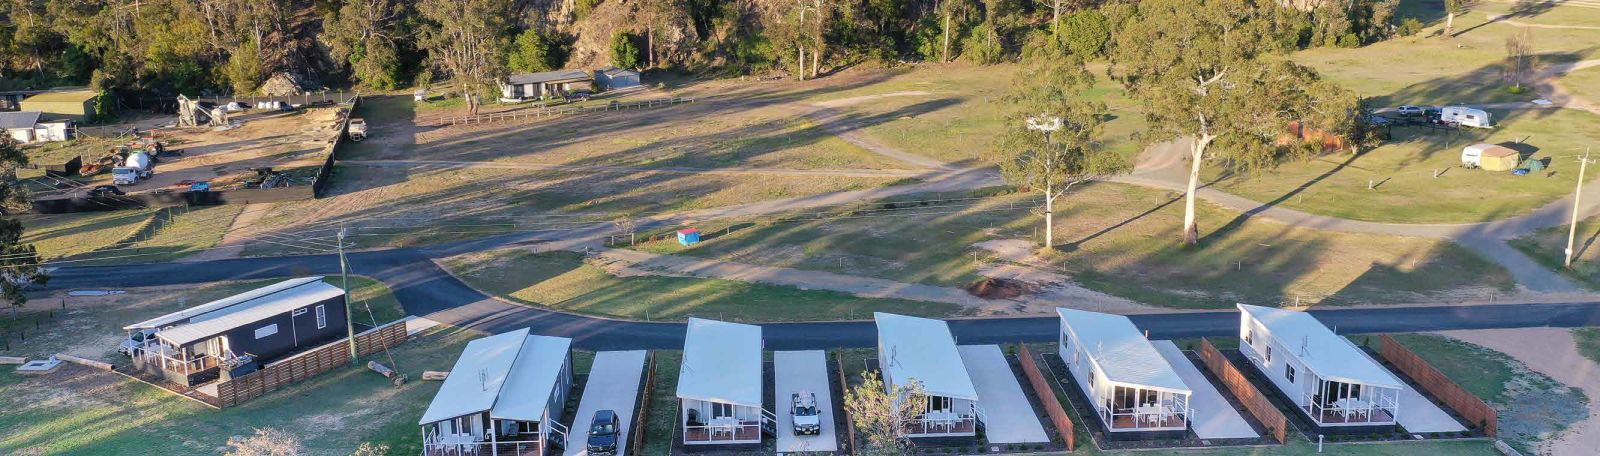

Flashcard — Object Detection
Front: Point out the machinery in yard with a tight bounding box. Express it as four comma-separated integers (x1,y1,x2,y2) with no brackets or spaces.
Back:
347,118,367,141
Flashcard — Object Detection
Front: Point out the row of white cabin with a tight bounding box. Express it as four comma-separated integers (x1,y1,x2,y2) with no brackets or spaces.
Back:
1055,304,1404,438
415,304,1406,455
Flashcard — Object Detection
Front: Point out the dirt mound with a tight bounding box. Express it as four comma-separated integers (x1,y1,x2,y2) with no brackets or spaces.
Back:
966,278,1030,300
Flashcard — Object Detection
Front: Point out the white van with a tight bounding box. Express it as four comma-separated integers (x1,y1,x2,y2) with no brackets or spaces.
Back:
1440,106,1494,128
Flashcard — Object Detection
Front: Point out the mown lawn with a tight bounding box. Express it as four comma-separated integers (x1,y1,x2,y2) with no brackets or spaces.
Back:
1574,328,1600,364
1508,215,1600,289
442,249,960,322
633,182,1512,309
1206,108,1600,223
19,210,158,260
0,276,423,455
1394,333,1588,454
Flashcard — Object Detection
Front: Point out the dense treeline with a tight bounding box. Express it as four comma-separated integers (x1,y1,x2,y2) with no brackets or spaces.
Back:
0,0,1414,101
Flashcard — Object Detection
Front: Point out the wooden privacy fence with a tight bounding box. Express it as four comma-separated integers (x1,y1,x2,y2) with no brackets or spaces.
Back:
628,351,657,456
835,350,857,455
435,97,695,126
1016,343,1075,451
1378,335,1498,436
216,319,407,407
1197,338,1288,443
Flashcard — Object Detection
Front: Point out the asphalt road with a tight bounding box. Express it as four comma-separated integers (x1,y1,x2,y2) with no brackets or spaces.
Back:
46,246,1600,351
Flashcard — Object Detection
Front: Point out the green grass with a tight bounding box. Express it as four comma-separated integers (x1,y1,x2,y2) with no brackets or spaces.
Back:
1393,333,1588,454
632,182,1513,309
1508,215,1600,289
1574,328,1600,364
1565,66,1600,100
0,325,480,455
1206,108,1600,223
19,210,159,260
642,351,680,456
442,249,960,322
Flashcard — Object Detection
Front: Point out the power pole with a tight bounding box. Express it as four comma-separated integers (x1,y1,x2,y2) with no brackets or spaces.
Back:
1565,149,1592,269
339,225,357,361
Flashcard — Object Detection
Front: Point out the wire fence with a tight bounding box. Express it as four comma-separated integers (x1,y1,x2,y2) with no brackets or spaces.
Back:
432,97,695,126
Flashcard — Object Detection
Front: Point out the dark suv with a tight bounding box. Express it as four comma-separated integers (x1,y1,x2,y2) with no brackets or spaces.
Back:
586,409,620,456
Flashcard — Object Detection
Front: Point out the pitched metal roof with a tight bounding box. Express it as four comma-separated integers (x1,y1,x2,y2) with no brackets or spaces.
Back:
154,279,344,346
417,329,574,425
21,89,97,103
0,111,41,130
506,70,593,85
1057,308,1190,393
874,313,978,400
1238,304,1402,388
676,318,764,407
124,277,327,331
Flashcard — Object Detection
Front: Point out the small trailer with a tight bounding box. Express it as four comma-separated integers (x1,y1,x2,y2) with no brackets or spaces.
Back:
347,118,368,142
1440,106,1494,129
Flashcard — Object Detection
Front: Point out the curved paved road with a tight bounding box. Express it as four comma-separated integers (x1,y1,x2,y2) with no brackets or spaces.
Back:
46,244,1600,350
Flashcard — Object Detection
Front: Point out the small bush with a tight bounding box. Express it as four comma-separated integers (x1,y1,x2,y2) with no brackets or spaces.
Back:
1397,17,1424,36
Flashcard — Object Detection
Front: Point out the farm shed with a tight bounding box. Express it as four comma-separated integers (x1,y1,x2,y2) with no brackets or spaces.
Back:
595,67,642,91
0,111,71,144
419,328,575,456
1057,308,1193,438
122,277,347,387
874,312,984,438
20,89,98,122
1238,304,1403,431
678,317,771,446
500,70,594,101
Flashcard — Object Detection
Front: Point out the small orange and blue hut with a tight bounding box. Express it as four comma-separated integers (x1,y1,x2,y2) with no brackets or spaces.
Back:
677,228,702,246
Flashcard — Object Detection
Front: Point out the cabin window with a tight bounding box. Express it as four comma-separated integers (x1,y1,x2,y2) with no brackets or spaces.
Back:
711,402,735,419
1265,345,1273,363
1244,329,1253,344
926,395,952,414
292,308,307,317
254,323,279,339
315,305,327,329
1286,364,1296,383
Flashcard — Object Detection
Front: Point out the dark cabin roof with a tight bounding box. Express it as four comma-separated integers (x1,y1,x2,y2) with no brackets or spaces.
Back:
0,111,41,130
507,70,594,85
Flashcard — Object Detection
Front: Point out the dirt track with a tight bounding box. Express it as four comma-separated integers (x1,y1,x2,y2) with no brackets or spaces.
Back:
1438,328,1600,456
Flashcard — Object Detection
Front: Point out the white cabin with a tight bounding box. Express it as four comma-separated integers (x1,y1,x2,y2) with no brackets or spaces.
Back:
874,313,985,438
1057,308,1193,434
677,318,773,445
418,329,575,456
1237,304,1402,428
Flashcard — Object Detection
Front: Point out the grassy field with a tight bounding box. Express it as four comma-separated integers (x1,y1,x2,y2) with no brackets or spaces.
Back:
442,249,960,322
634,183,1513,309
1206,108,1600,223
1566,65,1600,98
1508,215,1600,289
1575,328,1600,364
0,324,478,455
642,350,681,456
1394,333,1588,454
19,210,158,260
1294,2,1600,109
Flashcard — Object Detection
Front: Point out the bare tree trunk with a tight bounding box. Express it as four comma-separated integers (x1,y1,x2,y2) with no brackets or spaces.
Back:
1052,0,1061,35
811,47,820,78
647,25,655,69
1445,11,1455,36
798,47,806,81
1182,135,1214,245
1044,179,1055,250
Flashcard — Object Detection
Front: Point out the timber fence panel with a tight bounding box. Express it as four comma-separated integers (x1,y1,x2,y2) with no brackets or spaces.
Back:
835,350,856,455
1378,335,1498,436
629,351,656,456
1197,338,1288,443
215,320,407,407
1016,343,1075,451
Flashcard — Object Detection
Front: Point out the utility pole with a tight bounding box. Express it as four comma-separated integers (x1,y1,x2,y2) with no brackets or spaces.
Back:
1566,149,1592,269
339,225,357,361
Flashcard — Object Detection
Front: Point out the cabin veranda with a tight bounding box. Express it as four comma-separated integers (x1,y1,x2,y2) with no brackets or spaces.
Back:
418,329,575,456
1056,308,1193,439
1237,304,1403,431
874,312,986,439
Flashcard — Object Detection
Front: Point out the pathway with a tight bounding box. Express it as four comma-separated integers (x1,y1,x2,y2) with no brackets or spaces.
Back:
341,159,929,179
1438,328,1600,456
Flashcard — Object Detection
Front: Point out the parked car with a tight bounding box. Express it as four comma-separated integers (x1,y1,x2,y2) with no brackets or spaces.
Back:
1395,105,1428,116
87,185,125,197
791,391,822,435
587,409,620,456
